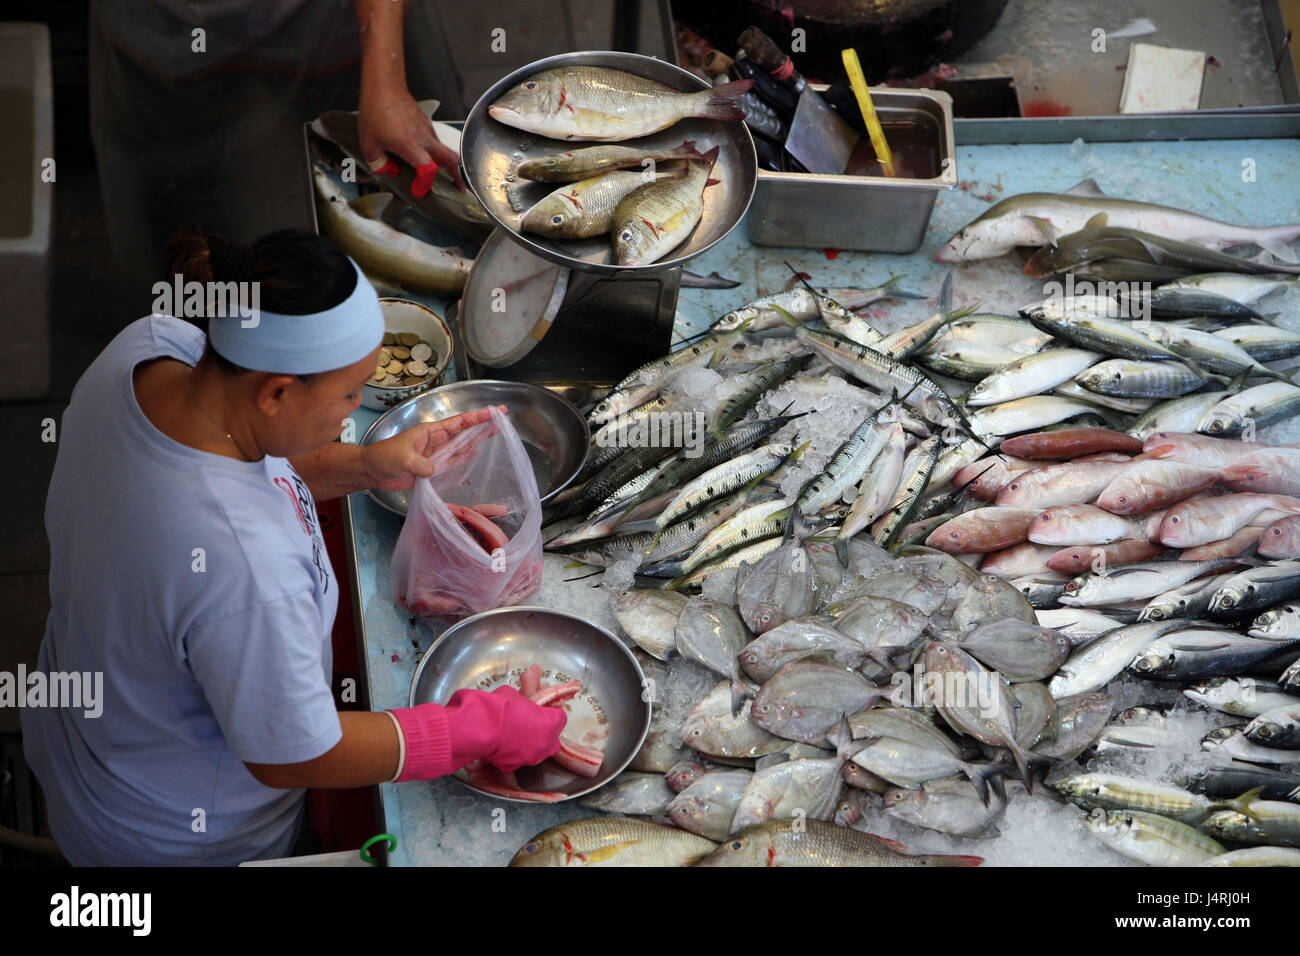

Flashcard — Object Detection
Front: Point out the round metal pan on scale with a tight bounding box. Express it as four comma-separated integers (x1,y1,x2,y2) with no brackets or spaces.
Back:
456,50,757,369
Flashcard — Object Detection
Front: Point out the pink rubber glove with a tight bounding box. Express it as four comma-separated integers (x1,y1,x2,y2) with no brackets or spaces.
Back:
389,686,566,781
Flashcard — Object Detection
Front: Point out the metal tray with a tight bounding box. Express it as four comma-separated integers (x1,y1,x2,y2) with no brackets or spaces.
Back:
459,50,757,276
747,87,957,253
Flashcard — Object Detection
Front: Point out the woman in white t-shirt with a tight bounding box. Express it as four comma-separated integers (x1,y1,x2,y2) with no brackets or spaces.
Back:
23,228,565,865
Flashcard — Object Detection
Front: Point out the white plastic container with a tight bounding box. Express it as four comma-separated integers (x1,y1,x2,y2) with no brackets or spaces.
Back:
0,23,52,398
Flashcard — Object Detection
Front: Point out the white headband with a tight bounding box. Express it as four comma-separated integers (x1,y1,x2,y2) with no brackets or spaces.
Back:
208,258,383,374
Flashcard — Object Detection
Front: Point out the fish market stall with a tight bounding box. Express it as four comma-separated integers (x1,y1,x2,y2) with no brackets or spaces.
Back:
334,118,1300,865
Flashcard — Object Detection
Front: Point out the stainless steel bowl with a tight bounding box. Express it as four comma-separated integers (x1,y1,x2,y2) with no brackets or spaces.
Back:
460,50,757,277
409,606,651,802
359,380,589,515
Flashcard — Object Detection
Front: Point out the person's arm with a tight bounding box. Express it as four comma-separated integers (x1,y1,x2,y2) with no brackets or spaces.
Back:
289,406,502,501
246,711,399,788
353,0,463,186
245,689,566,789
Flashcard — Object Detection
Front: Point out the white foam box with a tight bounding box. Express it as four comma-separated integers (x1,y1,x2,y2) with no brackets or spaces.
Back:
0,23,52,398
1119,43,1206,114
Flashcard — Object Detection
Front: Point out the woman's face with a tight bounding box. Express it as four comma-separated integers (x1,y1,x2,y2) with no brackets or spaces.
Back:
256,345,381,458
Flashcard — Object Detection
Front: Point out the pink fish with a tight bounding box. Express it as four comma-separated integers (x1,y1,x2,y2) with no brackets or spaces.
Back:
1259,515,1300,559
1157,493,1300,548
1180,527,1265,561
925,507,1038,554
1046,539,1164,575
1096,456,1221,515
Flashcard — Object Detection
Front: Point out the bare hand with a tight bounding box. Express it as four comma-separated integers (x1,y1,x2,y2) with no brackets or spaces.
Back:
358,85,465,190
364,406,506,491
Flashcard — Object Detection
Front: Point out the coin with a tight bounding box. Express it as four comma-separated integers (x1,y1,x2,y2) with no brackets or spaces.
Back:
381,374,400,387
385,360,404,375
378,348,392,365
397,332,420,348
405,360,429,377
382,332,396,346
391,346,411,360
410,343,432,363
371,367,386,382
401,375,423,386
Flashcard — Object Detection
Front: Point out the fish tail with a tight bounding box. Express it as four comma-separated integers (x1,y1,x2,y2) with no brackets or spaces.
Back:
673,139,703,159
880,274,928,300
833,534,850,569
1255,225,1300,265
730,678,754,717
701,82,754,122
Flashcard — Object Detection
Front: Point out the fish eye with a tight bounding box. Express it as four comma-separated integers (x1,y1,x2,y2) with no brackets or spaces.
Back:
1040,513,1051,521
523,842,539,853
1275,528,1283,536
551,215,563,224
949,532,959,539
524,81,538,90
619,230,634,242
1171,517,1180,524
1118,496,1128,504
730,840,744,850
1009,483,1019,490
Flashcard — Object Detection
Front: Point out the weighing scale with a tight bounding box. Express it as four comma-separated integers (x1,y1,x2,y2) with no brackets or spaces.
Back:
454,51,758,386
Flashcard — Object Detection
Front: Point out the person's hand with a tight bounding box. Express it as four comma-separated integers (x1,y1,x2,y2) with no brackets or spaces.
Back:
358,83,465,191
363,405,506,491
445,687,566,773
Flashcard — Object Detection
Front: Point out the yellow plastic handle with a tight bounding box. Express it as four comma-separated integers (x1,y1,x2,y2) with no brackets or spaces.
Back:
841,48,896,178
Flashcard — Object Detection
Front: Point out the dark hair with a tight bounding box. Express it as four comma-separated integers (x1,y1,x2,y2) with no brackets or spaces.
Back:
162,226,358,378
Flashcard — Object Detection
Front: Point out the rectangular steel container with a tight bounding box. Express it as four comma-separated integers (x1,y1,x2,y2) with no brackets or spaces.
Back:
746,87,957,253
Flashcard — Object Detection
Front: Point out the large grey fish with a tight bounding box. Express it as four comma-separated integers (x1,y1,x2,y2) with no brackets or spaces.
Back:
490,66,752,140
936,178,1300,263
1184,759,1300,804
730,719,864,832
1035,608,1123,647
735,541,815,634
695,819,983,866
737,617,869,682
883,776,1009,838
1208,561,1300,616
709,281,921,334
1025,224,1300,278
924,641,1039,789
1048,619,1187,697
578,772,677,815
674,596,752,714
1033,691,1114,761
958,619,1072,682
952,573,1039,631
1250,605,1300,642
611,589,688,661
510,816,717,867
1197,383,1300,436
1010,681,1056,747
751,660,888,746
1128,390,1232,441
679,681,788,759
1184,677,1300,718
967,348,1102,406
667,768,753,841
1129,629,1293,682
1202,726,1300,766
1245,704,1300,749
849,733,1007,802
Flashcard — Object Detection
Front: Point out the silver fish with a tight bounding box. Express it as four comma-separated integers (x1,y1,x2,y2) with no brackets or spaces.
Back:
667,768,753,841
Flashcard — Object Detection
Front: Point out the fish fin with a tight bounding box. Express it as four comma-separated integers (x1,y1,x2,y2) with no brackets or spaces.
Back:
771,304,804,329
673,139,703,159
864,833,911,853
833,535,850,569
1065,178,1107,197
1259,238,1300,265
1025,216,1059,245
879,274,928,299
1084,212,1109,228
701,85,753,123
730,678,755,717
937,271,954,315
349,192,395,220
754,753,789,771
1221,785,1267,820
705,178,722,188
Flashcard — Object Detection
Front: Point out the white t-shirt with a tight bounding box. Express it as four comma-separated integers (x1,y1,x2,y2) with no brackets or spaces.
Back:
22,315,343,865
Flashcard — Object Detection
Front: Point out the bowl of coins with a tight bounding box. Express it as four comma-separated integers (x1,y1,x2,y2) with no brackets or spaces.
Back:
362,298,454,410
